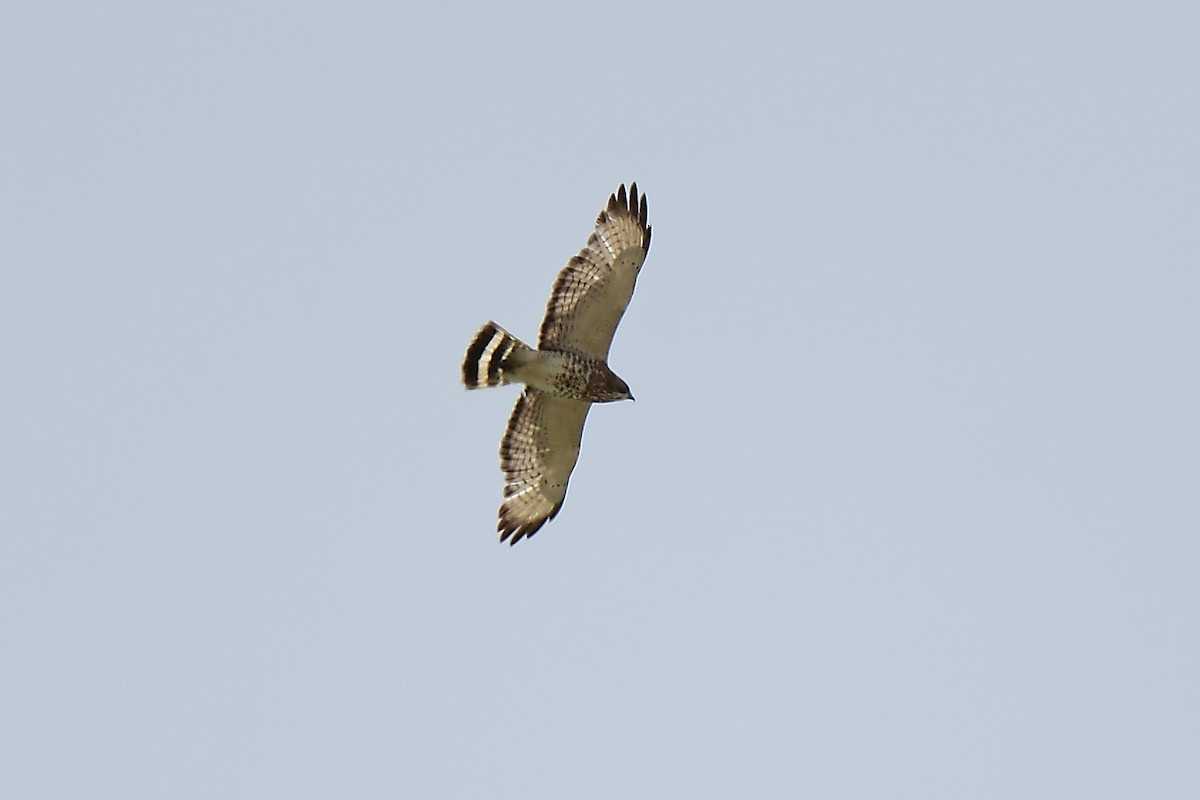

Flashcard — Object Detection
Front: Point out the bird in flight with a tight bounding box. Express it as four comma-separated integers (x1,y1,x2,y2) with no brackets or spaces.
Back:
462,183,651,544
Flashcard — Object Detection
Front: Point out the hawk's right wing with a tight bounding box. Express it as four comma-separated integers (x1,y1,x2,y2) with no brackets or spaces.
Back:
497,389,592,544
538,183,651,360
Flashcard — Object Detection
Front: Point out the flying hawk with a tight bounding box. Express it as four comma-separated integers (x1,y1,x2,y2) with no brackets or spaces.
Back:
462,183,651,544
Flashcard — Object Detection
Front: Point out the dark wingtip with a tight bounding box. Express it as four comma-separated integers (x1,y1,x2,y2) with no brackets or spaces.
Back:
499,525,535,546
497,510,548,545
633,183,652,251
623,182,650,251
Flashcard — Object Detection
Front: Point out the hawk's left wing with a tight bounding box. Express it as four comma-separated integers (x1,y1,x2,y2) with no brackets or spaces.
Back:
538,183,651,360
497,389,592,544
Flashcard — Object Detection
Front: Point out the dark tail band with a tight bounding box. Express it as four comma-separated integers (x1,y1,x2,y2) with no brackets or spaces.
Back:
462,322,527,389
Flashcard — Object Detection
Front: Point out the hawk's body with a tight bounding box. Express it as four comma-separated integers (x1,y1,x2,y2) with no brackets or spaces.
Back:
462,183,651,544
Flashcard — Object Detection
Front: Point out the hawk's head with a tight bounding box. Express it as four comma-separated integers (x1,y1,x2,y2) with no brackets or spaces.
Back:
590,368,634,403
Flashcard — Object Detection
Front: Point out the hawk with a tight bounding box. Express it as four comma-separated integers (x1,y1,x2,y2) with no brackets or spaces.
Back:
462,183,651,544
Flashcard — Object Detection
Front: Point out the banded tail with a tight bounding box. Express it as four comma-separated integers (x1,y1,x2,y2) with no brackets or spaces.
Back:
461,322,532,389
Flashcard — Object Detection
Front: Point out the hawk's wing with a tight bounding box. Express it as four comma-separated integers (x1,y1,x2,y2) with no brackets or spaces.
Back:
538,183,651,360
497,389,592,544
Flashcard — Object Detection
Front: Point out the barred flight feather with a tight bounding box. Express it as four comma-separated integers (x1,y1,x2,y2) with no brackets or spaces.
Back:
538,183,650,360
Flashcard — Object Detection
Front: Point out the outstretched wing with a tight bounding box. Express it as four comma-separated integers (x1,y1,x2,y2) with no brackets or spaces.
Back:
538,183,652,359
497,389,592,544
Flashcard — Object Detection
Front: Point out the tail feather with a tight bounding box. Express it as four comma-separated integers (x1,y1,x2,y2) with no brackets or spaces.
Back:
462,322,531,389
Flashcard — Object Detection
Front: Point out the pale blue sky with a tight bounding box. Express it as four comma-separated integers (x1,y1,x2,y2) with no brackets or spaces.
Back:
3,2,1198,797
